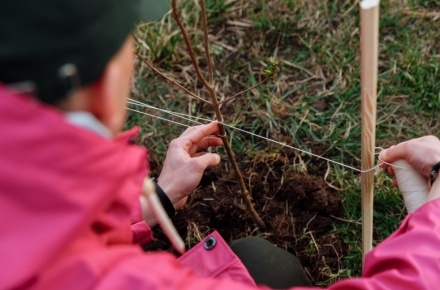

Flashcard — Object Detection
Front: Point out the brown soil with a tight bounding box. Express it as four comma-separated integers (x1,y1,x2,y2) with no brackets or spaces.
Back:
145,149,346,286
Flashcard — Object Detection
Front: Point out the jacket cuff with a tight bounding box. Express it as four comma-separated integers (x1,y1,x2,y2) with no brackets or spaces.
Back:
131,220,153,246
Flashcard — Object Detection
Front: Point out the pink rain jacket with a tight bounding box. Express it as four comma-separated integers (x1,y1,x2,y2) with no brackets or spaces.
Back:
1,85,440,290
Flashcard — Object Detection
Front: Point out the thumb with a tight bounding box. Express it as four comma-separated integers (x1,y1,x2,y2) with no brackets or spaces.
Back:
379,145,405,165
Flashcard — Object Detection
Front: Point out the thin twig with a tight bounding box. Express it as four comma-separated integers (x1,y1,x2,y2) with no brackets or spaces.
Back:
219,78,268,105
402,10,440,17
200,0,215,84
282,60,317,78
136,51,211,105
171,0,212,91
330,215,362,225
171,0,219,120
172,0,266,229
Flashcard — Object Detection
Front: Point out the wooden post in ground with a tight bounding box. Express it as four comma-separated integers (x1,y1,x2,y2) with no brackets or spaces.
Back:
360,0,380,264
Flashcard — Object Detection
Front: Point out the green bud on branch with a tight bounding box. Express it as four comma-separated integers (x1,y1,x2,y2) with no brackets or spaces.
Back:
263,56,281,83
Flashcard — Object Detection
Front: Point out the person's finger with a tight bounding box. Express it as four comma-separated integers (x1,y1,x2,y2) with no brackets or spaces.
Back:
393,178,398,188
195,137,223,150
379,162,389,169
193,152,208,158
388,166,395,176
180,122,220,143
194,152,221,168
379,154,390,169
187,138,222,156
379,144,408,165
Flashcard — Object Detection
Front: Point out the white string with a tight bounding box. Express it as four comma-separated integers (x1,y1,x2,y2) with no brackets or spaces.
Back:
377,157,414,171
128,108,193,128
127,98,404,174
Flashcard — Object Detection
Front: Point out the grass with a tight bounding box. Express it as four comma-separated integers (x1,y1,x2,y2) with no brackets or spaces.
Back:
129,0,439,285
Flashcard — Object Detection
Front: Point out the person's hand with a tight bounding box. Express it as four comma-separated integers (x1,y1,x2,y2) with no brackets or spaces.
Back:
379,136,440,205
379,135,440,183
157,122,223,210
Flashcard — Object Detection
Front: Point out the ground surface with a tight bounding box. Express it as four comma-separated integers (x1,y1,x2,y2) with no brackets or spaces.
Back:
131,0,439,286
144,150,346,285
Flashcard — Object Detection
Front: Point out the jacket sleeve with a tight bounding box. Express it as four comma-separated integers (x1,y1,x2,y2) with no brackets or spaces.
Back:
178,231,257,287
130,197,154,246
71,198,440,290
125,196,440,289
94,251,271,290
321,197,440,290
131,220,153,246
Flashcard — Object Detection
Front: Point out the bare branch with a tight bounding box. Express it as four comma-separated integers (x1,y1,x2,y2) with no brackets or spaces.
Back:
200,0,214,84
402,9,440,17
169,0,266,229
219,78,268,105
136,51,211,105
172,0,212,91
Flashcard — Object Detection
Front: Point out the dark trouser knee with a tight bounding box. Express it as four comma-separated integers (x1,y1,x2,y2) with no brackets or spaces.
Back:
230,237,312,289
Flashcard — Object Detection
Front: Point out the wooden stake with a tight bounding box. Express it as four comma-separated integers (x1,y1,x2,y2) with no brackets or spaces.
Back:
142,178,185,254
360,0,380,263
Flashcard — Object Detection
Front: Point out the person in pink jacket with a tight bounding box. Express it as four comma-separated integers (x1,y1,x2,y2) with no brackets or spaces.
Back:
1,0,440,289
0,0,310,289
